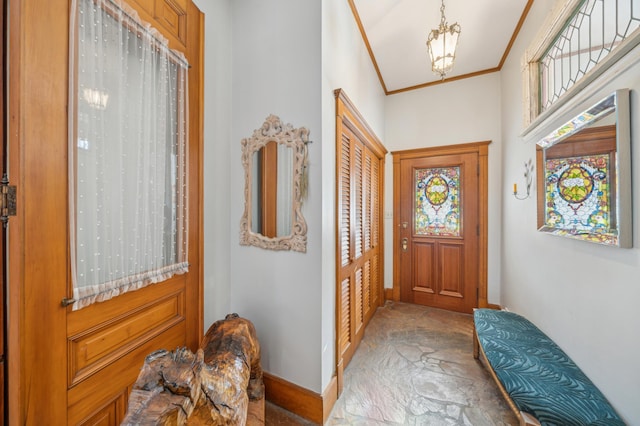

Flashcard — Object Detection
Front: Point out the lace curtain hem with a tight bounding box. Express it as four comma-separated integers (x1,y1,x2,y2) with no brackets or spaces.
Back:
72,262,189,310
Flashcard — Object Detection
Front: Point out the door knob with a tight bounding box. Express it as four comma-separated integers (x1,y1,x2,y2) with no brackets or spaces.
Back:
402,238,408,252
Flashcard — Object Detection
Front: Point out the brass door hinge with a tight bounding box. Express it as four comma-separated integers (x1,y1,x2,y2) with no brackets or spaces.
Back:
1,173,17,227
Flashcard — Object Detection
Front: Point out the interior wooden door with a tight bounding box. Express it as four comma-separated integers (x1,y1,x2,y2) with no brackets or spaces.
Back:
335,89,386,393
7,0,202,424
393,142,490,314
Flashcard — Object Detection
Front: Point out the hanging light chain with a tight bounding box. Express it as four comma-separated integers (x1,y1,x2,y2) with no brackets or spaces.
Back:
439,0,446,28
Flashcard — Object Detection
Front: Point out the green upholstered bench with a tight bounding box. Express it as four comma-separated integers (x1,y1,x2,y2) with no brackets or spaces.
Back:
473,308,625,426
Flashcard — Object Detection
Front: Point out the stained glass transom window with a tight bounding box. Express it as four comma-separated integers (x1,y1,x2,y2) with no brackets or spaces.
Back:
415,167,461,237
539,0,640,112
544,153,616,244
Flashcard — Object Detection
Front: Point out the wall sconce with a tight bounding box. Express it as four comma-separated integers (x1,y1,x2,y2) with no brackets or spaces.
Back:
513,158,534,200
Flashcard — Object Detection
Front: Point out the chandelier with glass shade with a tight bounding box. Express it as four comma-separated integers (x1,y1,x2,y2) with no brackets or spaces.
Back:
426,0,461,80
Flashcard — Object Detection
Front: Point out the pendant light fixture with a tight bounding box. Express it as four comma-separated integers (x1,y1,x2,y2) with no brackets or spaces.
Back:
426,0,461,80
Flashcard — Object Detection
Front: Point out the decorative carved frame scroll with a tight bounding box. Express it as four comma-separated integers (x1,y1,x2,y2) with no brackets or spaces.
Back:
240,114,309,252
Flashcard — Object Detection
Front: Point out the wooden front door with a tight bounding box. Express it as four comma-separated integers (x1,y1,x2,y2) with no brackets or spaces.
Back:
393,142,490,314
7,0,202,424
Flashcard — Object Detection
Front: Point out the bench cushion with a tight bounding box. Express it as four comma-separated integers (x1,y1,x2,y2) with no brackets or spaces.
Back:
474,308,625,426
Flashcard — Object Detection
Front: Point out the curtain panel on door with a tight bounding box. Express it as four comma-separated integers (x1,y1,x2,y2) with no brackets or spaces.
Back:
69,0,190,310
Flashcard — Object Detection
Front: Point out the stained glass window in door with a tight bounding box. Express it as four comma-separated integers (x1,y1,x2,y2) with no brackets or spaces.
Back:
415,167,461,236
544,154,613,241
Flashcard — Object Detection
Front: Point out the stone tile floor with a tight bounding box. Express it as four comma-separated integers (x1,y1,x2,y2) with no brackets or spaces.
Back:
268,301,517,425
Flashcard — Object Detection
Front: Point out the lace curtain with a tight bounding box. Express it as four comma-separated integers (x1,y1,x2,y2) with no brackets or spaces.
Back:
69,0,189,310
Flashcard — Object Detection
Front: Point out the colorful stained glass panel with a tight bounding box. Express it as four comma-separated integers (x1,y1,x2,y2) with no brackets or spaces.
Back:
415,167,461,236
544,153,614,243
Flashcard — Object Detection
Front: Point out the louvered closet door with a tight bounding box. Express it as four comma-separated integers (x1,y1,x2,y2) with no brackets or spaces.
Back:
337,124,382,373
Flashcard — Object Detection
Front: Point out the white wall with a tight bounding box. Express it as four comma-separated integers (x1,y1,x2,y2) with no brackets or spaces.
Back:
193,0,233,328
197,0,385,396
500,0,640,423
321,0,386,391
384,74,503,303
229,0,323,392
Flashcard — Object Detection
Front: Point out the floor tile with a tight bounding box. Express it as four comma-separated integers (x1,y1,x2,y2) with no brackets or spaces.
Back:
267,301,517,425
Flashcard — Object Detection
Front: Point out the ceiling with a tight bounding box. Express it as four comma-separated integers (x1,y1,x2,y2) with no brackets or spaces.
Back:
349,0,534,95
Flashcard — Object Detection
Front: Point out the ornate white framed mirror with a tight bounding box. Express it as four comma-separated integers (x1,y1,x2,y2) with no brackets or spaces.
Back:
240,115,309,252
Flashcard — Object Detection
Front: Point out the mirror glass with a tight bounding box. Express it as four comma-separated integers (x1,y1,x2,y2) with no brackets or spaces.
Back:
250,141,293,237
537,89,631,247
241,115,308,252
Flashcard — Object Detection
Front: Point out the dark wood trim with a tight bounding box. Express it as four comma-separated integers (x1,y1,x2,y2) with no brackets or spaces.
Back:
384,287,394,302
196,4,205,344
497,0,534,69
264,372,338,424
334,89,386,158
345,0,389,94
391,141,491,159
387,68,500,96
477,143,490,308
392,141,491,309
322,375,338,422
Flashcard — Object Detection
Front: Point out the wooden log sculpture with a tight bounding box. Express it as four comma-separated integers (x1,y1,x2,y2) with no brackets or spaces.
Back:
122,313,264,425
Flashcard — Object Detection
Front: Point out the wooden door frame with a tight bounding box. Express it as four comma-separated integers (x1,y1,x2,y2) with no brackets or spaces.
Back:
7,0,70,421
391,141,491,309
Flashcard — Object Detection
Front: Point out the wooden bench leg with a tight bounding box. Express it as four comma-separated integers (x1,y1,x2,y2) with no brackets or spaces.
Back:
473,324,479,359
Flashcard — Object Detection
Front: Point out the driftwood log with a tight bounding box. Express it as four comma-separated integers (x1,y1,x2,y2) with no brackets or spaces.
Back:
122,313,264,425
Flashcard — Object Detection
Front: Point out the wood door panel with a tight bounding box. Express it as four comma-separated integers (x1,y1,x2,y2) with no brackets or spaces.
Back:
155,0,186,43
413,242,436,293
78,391,126,426
68,322,186,424
67,277,186,336
133,0,155,16
439,243,463,297
69,287,185,385
131,0,187,48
